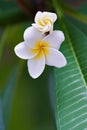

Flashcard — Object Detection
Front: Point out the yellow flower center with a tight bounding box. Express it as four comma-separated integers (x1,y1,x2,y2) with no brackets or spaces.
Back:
31,40,50,59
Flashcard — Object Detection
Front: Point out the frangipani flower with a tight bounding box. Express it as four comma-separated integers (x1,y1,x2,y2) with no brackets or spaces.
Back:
32,11,57,33
14,27,67,79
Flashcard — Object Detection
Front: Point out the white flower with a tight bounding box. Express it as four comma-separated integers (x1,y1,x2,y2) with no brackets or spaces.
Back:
32,11,57,33
14,27,67,79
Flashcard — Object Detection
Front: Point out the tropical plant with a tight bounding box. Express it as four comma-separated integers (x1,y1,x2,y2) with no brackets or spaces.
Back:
0,0,87,130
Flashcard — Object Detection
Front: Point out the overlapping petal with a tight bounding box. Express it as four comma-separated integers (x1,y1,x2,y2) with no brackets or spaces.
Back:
39,24,53,33
42,31,65,49
35,11,57,23
42,11,57,22
14,42,36,59
45,48,67,67
24,26,43,48
34,11,42,23
27,51,45,79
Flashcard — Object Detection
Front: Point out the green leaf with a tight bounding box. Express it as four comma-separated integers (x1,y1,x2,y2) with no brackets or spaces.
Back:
54,21,87,130
52,1,87,129
66,22,87,82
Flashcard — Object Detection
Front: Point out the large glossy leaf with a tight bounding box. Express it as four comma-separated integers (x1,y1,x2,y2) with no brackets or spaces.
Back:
54,22,87,130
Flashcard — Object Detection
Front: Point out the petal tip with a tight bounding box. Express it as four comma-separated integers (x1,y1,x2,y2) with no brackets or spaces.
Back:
57,30,65,42
14,45,19,57
29,73,40,79
27,56,45,79
28,68,44,79
58,58,67,68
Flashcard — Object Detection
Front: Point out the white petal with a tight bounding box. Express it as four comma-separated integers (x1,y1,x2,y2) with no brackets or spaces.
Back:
23,26,43,48
34,11,42,23
43,12,57,22
27,52,45,79
14,42,37,59
34,11,57,23
40,24,50,32
45,48,67,67
32,23,43,30
42,31,65,49
32,23,52,33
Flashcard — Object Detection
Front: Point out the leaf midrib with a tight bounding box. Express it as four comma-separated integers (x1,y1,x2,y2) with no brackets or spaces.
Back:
52,0,87,89
65,22,87,89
